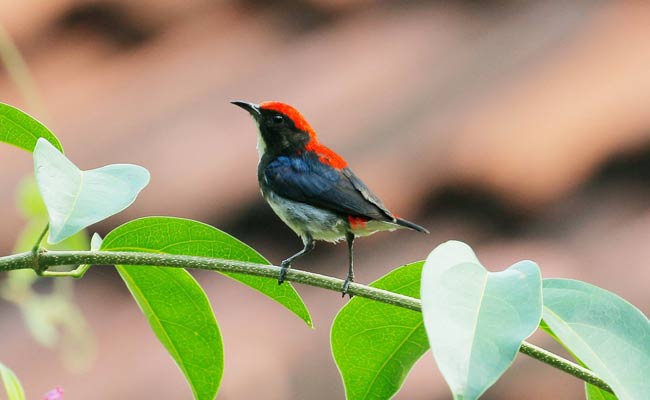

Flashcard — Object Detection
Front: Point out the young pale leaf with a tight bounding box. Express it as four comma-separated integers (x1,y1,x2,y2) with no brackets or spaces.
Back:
0,362,26,400
543,279,650,400
33,138,150,244
89,232,103,250
0,103,63,152
332,262,428,400
117,265,223,400
421,241,542,400
101,216,312,327
71,232,103,278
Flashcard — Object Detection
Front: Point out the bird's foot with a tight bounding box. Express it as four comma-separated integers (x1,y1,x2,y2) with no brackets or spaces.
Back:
341,276,354,298
278,261,291,285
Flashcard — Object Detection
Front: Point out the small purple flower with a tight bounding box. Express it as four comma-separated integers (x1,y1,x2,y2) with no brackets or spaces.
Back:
43,387,64,400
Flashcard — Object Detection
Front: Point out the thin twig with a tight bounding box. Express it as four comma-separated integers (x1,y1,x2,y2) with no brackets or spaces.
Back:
0,250,613,394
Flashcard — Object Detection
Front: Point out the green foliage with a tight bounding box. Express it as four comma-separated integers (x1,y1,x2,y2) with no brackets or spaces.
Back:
586,384,618,400
0,363,25,400
33,138,150,244
101,216,312,327
117,265,223,400
101,217,313,399
0,103,62,152
420,241,542,400
332,262,428,400
543,279,650,400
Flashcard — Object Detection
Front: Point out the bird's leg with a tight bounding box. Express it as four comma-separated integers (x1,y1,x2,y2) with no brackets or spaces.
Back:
278,236,315,285
342,232,355,297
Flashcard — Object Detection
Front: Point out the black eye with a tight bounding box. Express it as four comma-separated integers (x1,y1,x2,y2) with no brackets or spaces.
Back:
272,115,284,124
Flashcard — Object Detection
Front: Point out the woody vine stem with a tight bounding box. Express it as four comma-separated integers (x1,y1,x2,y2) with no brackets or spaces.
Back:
0,249,612,394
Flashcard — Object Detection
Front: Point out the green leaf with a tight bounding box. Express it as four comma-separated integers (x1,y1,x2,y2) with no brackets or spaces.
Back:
331,262,428,400
420,241,542,400
101,216,312,327
0,362,26,400
543,279,650,400
586,384,618,400
117,265,222,400
33,138,150,244
0,103,62,152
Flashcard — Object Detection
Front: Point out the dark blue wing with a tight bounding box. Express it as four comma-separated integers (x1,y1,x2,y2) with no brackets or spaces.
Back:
263,154,394,221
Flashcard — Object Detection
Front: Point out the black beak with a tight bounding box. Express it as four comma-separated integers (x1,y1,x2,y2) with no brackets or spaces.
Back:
230,101,261,118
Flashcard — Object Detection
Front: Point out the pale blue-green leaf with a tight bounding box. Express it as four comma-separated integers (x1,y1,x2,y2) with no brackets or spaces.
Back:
89,232,102,250
543,279,650,400
421,240,542,400
13,175,89,259
33,138,150,244
332,262,428,400
539,320,618,400
101,216,312,327
0,362,25,400
0,103,62,152
72,232,103,278
117,265,223,400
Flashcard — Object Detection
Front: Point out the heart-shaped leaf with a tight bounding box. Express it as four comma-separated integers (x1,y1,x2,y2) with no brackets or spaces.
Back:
332,262,428,400
0,362,25,400
0,103,62,152
421,241,542,400
543,279,650,400
33,138,150,244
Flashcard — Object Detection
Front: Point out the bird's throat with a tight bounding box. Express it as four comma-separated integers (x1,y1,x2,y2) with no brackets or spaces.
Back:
256,126,267,160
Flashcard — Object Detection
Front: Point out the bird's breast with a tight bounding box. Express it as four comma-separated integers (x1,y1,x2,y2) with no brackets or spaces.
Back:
263,189,347,243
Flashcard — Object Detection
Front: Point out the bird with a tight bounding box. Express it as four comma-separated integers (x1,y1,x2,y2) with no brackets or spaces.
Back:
231,100,429,296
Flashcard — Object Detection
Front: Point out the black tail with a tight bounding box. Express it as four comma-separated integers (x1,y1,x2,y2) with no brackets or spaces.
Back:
395,218,429,234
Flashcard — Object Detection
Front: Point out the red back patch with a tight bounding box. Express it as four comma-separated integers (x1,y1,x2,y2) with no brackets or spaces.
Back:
305,141,348,169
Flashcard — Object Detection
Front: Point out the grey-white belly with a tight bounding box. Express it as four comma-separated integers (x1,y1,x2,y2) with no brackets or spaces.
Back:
264,190,347,242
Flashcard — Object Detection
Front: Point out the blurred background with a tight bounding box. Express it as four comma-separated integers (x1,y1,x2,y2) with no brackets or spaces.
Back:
1,1,649,399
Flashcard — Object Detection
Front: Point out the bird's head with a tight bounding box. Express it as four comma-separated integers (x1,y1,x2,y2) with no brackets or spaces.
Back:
231,100,316,159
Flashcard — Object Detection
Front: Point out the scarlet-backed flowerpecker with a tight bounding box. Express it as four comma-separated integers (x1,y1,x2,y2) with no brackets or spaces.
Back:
232,101,428,296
